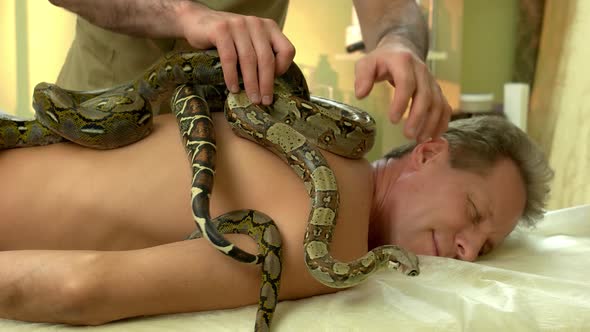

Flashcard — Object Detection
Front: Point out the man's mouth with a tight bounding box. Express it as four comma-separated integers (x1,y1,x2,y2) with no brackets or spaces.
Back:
432,231,440,256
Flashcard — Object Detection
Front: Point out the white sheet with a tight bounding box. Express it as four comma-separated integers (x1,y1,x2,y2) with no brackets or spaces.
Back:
3,205,589,331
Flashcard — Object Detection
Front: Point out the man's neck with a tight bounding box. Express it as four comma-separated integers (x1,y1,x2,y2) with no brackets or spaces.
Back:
368,157,407,248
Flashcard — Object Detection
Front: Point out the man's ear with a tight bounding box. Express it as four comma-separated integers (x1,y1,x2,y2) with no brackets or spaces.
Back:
409,137,449,170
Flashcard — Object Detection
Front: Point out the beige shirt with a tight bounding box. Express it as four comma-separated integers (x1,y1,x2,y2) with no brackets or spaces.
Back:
56,0,289,92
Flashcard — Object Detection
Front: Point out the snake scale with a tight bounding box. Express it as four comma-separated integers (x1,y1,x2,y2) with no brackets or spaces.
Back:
0,50,419,331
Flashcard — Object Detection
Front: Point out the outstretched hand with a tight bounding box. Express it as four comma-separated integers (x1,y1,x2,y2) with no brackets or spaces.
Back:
180,6,295,106
354,41,452,142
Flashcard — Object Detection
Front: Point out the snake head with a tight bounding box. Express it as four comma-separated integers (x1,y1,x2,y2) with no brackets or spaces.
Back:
384,246,420,276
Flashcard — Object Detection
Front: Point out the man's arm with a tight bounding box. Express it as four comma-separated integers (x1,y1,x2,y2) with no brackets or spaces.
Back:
353,0,428,59
48,0,295,106
352,0,451,143
48,0,191,38
0,235,335,325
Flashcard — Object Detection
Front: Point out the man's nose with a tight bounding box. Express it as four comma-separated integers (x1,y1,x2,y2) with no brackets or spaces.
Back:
454,230,485,261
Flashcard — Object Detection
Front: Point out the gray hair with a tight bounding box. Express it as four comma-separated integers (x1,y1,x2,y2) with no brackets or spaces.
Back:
384,115,554,227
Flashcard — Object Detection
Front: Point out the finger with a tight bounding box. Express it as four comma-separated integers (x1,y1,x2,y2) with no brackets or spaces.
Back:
249,19,276,105
267,20,296,76
214,25,240,93
354,57,376,99
403,64,432,139
415,83,443,142
387,61,416,125
231,19,260,104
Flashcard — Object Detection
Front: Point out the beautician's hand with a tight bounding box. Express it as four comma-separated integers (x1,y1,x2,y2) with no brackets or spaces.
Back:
354,39,452,142
179,4,296,105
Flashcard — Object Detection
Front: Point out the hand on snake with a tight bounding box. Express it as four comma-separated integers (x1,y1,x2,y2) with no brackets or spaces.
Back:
179,1,296,106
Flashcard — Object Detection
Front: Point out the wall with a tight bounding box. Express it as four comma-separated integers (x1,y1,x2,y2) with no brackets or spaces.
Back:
430,0,463,110
425,0,519,107
0,0,75,117
0,1,17,115
460,0,519,103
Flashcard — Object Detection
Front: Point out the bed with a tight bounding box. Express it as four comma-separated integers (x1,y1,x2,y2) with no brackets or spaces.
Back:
2,204,589,331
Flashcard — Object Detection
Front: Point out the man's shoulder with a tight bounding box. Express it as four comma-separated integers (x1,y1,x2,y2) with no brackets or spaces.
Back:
325,152,373,198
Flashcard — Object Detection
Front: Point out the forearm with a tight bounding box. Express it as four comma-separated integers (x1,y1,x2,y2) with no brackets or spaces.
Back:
48,0,206,39
0,250,100,325
0,239,265,325
353,0,429,60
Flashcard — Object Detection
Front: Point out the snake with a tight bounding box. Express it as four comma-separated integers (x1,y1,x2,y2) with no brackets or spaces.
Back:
170,83,282,331
0,50,419,331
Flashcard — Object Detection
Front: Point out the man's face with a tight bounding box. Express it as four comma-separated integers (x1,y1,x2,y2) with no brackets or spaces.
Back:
386,140,526,261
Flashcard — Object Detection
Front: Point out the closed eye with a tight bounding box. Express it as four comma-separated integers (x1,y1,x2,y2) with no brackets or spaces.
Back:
468,195,482,225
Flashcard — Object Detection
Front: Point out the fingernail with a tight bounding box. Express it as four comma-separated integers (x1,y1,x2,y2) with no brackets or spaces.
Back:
262,95,273,105
354,84,364,98
230,85,240,94
249,93,260,103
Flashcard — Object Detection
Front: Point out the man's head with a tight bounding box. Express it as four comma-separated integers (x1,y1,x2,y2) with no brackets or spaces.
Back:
385,115,554,227
376,116,553,260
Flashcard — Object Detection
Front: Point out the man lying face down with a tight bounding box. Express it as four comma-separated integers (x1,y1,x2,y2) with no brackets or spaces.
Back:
0,114,552,325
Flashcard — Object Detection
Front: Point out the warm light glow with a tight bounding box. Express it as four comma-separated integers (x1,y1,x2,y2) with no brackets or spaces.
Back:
0,0,75,116
0,1,17,114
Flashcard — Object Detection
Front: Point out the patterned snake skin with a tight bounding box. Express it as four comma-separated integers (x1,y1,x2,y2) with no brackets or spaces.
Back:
0,50,419,331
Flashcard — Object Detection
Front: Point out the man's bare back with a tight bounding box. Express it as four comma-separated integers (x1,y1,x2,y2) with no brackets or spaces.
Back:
0,113,374,324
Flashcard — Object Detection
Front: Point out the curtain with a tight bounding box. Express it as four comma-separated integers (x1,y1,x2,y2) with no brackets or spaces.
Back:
513,0,545,88
529,0,590,209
